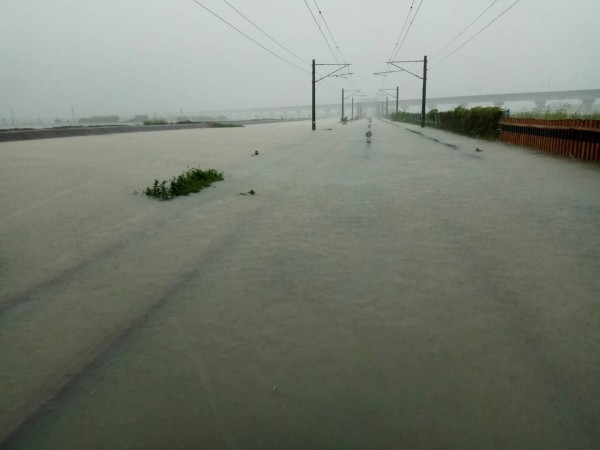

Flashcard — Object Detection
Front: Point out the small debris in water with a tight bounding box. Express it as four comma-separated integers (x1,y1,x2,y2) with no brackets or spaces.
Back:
475,147,482,152
251,150,259,156
240,189,256,196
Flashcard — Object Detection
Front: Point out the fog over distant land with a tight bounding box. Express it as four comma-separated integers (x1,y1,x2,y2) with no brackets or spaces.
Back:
1,0,599,121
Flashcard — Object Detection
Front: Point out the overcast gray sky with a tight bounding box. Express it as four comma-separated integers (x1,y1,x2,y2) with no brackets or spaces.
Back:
1,0,599,120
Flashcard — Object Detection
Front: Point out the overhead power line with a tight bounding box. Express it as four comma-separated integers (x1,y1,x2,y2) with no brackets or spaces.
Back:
387,0,416,62
311,0,358,89
313,0,345,63
431,0,500,59
379,1,412,91
391,0,425,61
221,0,308,66
430,0,522,69
303,0,339,63
191,0,308,73
303,1,357,97
380,0,422,92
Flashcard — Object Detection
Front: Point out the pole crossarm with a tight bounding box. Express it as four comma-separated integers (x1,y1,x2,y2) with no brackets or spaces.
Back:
315,63,351,83
376,56,428,127
330,73,355,79
312,59,352,130
341,88,362,121
344,89,361,100
373,70,406,76
378,89,397,99
388,62,422,80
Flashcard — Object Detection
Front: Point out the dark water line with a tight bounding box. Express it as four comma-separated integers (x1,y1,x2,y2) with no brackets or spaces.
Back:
0,197,217,317
0,201,268,446
0,221,163,316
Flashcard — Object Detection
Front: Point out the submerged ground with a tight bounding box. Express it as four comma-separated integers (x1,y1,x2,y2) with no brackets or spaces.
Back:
1,119,599,448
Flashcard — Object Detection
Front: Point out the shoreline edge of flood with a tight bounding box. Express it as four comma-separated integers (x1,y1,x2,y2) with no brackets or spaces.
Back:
0,118,310,143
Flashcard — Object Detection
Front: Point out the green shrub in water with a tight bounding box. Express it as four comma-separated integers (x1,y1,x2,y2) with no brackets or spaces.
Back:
145,167,224,201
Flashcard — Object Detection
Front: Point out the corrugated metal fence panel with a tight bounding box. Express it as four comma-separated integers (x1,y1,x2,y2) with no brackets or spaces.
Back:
499,118,600,162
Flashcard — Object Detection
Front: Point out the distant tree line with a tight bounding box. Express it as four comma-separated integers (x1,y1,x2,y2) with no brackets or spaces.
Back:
122,115,149,123
391,106,505,140
78,115,120,125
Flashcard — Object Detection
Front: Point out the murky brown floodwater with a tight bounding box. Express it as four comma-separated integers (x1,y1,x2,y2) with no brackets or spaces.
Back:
1,119,599,448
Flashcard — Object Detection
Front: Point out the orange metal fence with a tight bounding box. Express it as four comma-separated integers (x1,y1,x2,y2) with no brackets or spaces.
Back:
499,118,600,162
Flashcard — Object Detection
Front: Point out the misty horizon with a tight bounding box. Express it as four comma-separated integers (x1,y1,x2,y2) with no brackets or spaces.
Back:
2,0,599,122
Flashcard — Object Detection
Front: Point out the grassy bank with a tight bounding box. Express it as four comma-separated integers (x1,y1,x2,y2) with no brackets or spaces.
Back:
391,106,504,140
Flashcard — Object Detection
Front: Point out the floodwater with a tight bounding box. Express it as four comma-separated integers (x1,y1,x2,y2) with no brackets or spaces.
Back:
1,119,599,448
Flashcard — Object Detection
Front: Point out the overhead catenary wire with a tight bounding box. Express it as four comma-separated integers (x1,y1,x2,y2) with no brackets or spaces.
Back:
191,0,309,74
198,0,339,92
387,0,415,62
430,0,522,69
390,0,425,61
190,1,352,100
303,0,339,63
312,0,346,64
221,0,308,66
378,0,418,92
383,0,425,94
431,0,500,59
220,0,338,95
302,0,359,94
222,1,339,92
311,0,358,90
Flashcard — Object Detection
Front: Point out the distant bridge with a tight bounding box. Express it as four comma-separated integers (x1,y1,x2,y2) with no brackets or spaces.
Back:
410,89,600,112
194,89,600,120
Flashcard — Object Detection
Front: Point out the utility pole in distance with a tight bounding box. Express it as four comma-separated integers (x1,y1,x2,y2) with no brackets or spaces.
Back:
342,89,361,121
379,88,399,117
374,56,427,127
421,56,427,128
312,59,316,130
350,94,366,120
312,60,352,130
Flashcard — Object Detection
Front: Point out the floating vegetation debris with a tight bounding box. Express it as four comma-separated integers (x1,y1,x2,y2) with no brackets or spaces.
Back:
144,167,224,201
